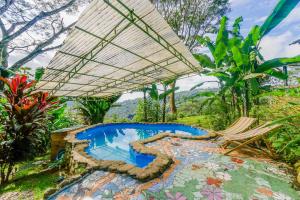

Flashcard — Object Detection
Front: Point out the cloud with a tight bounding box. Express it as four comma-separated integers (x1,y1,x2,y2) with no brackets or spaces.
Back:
229,0,251,8
276,6,300,29
255,16,267,24
260,31,300,60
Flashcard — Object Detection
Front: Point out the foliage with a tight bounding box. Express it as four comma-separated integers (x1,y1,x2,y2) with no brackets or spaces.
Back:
132,87,150,122
0,74,57,184
76,95,120,125
152,0,230,50
146,83,178,122
47,101,79,131
193,0,300,118
250,91,300,163
134,98,160,122
161,80,179,122
0,97,8,132
0,154,59,200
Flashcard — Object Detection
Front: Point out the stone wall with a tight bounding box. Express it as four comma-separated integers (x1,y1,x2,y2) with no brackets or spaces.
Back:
63,123,217,182
50,126,85,160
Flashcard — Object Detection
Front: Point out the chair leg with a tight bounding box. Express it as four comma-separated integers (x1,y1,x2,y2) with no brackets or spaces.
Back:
224,136,261,155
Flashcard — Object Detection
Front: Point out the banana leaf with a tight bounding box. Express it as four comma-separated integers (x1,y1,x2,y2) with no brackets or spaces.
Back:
257,55,300,72
196,36,215,54
214,16,229,66
260,0,300,37
232,16,243,36
242,25,261,51
193,53,215,68
264,69,288,80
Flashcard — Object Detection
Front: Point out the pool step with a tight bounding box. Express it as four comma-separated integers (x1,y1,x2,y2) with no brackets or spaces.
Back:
90,145,133,163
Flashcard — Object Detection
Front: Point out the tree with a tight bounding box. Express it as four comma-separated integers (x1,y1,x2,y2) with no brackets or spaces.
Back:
76,95,120,125
0,0,89,80
134,98,158,122
151,0,230,118
132,87,150,122
161,79,179,122
151,0,230,50
0,74,57,184
147,83,178,122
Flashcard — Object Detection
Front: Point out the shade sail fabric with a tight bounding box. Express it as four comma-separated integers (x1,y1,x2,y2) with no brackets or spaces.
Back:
36,0,202,97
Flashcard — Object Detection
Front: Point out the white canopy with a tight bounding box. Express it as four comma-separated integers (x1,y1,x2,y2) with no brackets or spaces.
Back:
36,0,201,97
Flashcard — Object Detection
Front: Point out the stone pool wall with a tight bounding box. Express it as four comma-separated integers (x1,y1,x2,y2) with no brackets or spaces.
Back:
46,123,217,199
64,123,217,181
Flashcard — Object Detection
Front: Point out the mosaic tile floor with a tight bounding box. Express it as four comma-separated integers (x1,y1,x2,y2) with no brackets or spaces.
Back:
50,138,300,200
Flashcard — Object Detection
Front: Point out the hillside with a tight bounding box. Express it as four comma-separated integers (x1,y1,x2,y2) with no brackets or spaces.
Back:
107,88,218,119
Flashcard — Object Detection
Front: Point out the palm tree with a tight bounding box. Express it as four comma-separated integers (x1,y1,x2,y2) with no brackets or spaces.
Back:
148,83,179,122
161,79,179,122
76,95,120,125
169,79,178,118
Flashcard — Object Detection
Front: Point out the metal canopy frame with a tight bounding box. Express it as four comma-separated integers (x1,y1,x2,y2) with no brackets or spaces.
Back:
36,0,201,98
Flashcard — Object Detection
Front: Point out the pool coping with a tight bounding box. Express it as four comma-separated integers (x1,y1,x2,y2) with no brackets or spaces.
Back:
64,122,217,182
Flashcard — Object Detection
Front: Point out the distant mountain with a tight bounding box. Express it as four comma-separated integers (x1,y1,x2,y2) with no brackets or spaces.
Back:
107,88,218,119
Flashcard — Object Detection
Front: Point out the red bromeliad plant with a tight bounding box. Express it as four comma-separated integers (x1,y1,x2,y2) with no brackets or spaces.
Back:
0,74,58,184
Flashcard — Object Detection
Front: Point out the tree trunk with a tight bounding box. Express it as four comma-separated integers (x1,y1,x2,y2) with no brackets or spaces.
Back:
0,41,9,90
243,81,250,117
155,102,159,122
143,90,148,122
162,96,166,122
0,162,14,185
169,80,177,118
221,94,230,124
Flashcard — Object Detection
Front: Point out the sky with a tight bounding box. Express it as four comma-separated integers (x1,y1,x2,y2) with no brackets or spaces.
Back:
14,0,300,102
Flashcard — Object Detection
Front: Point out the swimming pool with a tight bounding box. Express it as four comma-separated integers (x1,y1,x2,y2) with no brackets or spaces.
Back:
76,123,207,168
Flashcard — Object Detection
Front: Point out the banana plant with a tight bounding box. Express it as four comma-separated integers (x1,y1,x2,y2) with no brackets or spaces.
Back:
194,0,300,116
76,95,120,125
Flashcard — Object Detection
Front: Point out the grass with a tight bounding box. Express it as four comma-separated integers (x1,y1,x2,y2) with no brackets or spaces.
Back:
0,154,59,200
175,115,214,130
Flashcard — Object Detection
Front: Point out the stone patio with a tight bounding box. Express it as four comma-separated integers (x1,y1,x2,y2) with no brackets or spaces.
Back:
49,138,300,200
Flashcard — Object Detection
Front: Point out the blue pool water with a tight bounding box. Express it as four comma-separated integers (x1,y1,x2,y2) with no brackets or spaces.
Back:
76,123,207,168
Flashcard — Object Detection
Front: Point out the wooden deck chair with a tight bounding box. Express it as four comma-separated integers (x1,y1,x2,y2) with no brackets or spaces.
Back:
222,123,282,156
216,117,257,136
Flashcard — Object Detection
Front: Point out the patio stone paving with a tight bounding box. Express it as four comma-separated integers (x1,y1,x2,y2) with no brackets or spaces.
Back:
49,138,300,200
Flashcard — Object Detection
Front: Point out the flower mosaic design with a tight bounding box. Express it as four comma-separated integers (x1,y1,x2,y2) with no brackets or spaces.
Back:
201,185,222,200
50,139,300,200
165,192,187,200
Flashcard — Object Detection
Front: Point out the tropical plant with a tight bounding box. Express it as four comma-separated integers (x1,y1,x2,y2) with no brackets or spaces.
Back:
132,87,150,122
152,0,230,118
147,83,179,122
193,0,300,117
0,74,58,184
76,95,120,125
47,102,79,131
134,98,159,122
250,91,300,163
161,80,179,122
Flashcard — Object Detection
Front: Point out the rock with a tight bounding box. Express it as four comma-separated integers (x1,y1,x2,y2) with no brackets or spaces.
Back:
44,188,58,199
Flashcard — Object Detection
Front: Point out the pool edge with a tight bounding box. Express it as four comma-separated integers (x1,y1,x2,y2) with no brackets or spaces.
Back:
45,123,217,199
